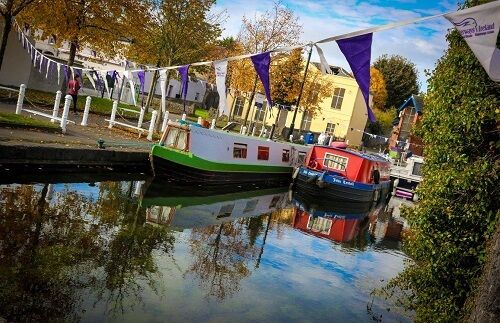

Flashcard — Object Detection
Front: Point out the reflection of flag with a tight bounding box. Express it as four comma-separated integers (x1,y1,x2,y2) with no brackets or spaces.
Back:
337,33,376,122
444,1,500,81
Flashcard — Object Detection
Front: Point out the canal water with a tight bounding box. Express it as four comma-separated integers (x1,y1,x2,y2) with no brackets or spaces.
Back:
0,179,412,322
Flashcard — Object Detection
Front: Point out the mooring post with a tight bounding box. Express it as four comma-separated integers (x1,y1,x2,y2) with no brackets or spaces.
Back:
81,96,91,126
60,95,72,134
109,101,118,129
15,84,26,115
147,110,158,141
51,90,62,122
182,113,186,121
210,119,215,129
137,107,145,128
161,111,169,132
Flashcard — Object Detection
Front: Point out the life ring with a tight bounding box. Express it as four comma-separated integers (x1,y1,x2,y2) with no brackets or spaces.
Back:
308,160,319,169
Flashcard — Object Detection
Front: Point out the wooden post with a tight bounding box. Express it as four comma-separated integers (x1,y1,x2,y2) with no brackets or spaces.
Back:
147,110,158,141
109,101,118,129
81,96,91,126
51,90,62,122
15,84,26,114
60,95,72,134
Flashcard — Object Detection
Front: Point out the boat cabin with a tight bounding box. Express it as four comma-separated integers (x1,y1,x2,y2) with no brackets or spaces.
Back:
304,142,391,184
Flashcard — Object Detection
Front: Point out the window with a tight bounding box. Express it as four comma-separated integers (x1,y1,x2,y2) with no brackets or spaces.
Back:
243,200,258,213
195,92,200,100
257,146,269,160
233,97,245,116
282,149,290,162
269,195,281,208
165,128,188,150
300,110,312,131
177,130,187,150
307,216,332,234
325,123,335,133
298,152,307,164
254,101,267,122
324,153,348,171
233,143,247,158
165,128,179,147
217,204,234,218
412,161,423,176
331,87,345,110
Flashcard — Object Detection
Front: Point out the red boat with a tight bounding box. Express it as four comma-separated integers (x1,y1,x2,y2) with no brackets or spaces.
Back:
292,142,392,203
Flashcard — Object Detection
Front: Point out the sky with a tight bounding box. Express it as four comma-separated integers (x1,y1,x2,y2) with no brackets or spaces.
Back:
213,0,459,92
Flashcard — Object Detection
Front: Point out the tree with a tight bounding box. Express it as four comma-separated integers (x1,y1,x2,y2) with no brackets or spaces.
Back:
19,0,147,87
236,0,301,125
370,67,387,111
385,1,499,320
127,0,222,113
0,0,38,70
373,54,419,110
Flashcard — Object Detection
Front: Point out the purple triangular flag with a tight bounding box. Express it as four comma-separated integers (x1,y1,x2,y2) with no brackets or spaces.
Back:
137,70,145,106
178,65,190,100
337,33,376,122
250,52,272,108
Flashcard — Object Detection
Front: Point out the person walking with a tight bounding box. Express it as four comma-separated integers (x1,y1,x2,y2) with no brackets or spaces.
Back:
67,74,81,115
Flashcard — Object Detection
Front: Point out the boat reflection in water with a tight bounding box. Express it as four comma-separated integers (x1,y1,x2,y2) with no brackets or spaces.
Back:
140,180,290,230
291,191,410,246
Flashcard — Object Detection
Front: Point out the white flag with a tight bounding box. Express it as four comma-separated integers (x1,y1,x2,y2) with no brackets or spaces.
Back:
159,69,167,113
123,70,137,106
214,60,228,116
56,63,61,85
314,44,332,75
445,1,500,81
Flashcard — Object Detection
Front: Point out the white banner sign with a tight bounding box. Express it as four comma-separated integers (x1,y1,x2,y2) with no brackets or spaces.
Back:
159,69,167,113
214,60,228,116
445,1,500,81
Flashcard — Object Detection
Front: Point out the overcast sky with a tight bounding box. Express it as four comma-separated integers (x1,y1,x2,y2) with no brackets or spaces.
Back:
214,0,458,92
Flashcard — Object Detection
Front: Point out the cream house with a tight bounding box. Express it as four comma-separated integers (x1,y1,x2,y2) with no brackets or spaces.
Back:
226,63,369,146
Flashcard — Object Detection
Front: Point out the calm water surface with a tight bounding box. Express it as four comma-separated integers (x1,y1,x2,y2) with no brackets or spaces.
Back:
0,179,411,322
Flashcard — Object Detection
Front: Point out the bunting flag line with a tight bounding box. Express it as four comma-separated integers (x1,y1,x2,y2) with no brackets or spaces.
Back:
337,33,376,123
251,52,272,108
314,44,332,75
444,1,500,81
159,69,167,113
213,60,229,116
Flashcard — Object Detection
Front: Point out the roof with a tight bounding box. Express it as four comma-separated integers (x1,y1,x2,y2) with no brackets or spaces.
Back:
311,62,353,78
398,94,424,114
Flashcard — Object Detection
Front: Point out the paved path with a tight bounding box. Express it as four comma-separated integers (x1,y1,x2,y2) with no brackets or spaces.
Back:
0,103,180,151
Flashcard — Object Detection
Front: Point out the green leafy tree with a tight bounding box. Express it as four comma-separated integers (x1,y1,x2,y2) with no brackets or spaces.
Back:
386,1,500,321
373,54,419,110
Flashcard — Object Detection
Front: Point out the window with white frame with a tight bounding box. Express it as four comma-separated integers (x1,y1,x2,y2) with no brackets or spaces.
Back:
331,87,345,110
324,153,348,171
307,216,332,234
300,110,312,131
233,97,245,116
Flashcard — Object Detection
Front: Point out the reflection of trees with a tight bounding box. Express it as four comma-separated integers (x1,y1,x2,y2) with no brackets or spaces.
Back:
0,181,176,321
186,220,259,300
0,184,101,322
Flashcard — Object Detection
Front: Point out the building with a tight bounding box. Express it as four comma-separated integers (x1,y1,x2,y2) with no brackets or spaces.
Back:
226,63,370,146
388,94,424,156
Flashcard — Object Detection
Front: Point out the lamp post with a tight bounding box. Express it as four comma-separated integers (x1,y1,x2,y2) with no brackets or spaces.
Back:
286,43,313,140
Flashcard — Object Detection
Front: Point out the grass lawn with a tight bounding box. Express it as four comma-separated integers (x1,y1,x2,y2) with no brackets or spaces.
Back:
0,112,60,132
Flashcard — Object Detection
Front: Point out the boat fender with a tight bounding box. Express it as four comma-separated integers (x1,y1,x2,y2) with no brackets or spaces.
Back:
316,172,326,188
292,167,300,180
372,169,380,184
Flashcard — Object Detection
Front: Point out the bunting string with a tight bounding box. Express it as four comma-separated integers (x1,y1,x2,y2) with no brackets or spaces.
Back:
349,127,425,147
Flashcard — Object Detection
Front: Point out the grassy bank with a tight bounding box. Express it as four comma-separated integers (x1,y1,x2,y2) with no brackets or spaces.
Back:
0,112,60,132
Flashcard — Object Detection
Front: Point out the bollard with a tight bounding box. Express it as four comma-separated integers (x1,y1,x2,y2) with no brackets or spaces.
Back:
182,113,186,121
289,135,293,142
161,111,169,132
137,107,145,128
81,96,91,126
147,110,158,141
210,119,215,130
242,126,247,135
60,95,72,134
197,116,203,125
15,84,26,114
108,101,118,129
251,126,256,136
51,90,62,122
45,184,54,201
133,181,144,197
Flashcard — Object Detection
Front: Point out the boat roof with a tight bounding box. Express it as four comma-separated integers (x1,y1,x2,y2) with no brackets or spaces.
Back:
314,145,391,163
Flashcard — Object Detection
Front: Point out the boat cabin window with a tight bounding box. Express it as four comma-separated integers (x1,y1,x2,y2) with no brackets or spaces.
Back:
217,204,234,218
243,200,258,213
307,216,332,235
298,152,307,164
233,143,247,158
165,127,189,150
324,153,348,171
257,146,269,160
282,149,290,162
412,161,423,176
